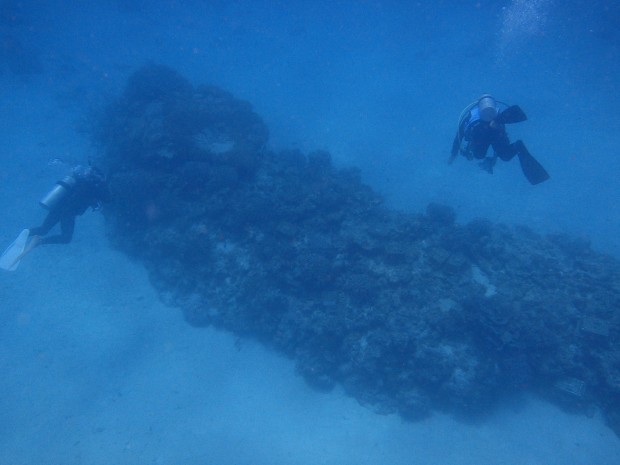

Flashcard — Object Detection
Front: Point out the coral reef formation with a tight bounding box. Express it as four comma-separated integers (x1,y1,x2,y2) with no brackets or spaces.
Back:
94,65,620,433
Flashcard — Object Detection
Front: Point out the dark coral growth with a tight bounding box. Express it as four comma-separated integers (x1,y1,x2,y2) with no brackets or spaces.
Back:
94,65,620,434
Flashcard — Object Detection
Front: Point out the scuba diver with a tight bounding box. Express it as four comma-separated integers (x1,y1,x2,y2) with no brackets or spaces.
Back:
449,94,549,185
0,165,109,271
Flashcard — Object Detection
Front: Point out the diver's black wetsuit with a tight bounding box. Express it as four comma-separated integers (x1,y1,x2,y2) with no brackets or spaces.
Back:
451,101,522,174
29,169,109,245
450,97,549,184
463,119,519,162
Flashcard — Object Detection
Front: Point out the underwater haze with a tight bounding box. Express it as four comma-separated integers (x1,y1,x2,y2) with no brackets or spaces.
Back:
1,1,620,464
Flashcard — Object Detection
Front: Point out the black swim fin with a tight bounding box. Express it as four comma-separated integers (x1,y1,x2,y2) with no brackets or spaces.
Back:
516,141,550,185
497,105,527,124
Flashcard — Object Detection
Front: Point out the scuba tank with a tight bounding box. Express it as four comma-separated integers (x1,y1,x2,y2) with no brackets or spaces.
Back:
39,174,77,210
477,94,498,122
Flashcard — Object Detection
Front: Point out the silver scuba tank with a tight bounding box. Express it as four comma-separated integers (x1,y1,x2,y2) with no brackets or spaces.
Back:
39,174,77,210
478,94,498,122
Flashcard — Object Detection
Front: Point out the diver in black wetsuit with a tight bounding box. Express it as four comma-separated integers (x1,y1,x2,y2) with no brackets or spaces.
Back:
21,165,109,256
449,94,549,185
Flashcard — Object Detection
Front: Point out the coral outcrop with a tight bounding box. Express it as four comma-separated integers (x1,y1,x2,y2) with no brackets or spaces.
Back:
94,65,620,433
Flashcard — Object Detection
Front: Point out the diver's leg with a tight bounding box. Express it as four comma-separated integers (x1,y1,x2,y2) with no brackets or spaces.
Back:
40,215,75,244
467,139,494,173
13,210,65,264
29,209,61,237
493,132,518,161
449,132,461,163
468,140,491,160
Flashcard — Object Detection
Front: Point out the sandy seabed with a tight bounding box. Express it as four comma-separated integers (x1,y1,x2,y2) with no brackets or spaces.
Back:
0,211,619,465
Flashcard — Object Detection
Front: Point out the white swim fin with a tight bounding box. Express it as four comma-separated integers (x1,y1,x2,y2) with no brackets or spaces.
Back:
0,229,30,271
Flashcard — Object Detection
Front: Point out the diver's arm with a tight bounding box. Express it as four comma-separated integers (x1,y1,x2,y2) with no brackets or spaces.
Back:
448,132,461,164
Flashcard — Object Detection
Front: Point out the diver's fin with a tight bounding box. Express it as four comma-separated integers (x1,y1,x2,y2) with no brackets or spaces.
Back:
497,105,527,124
0,229,30,271
516,142,550,185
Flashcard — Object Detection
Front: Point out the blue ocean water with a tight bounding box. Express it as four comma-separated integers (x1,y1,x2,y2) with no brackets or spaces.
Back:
1,1,619,464
8,0,617,254
24,0,620,254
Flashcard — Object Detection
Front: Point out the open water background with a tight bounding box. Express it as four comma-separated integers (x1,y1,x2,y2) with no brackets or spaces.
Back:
1,1,619,464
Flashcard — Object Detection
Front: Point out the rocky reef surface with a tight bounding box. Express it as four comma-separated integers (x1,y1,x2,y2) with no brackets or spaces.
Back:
93,65,620,433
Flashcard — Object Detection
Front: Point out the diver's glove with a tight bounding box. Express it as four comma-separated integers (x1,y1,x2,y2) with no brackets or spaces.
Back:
478,156,496,174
